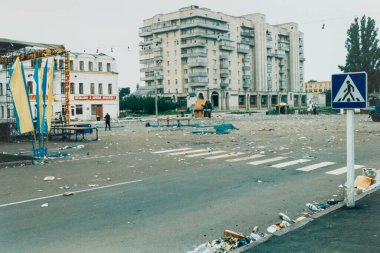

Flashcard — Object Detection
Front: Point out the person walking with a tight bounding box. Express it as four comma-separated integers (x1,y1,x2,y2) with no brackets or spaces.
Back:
104,113,111,131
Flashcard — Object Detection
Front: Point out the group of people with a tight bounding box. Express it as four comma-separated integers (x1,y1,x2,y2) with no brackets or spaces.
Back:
306,98,318,114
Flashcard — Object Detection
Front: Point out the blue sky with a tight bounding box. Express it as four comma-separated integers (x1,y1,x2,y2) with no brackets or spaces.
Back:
2,0,380,90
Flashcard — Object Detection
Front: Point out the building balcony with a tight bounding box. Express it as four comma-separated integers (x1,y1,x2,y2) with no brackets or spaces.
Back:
300,56,306,62
237,43,249,54
242,57,250,63
220,69,229,78
242,66,250,71
220,61,229,69
181,21,229,32
181,42,206,48
188,72,208,78
181,52,207,58
188,82,207,87
219,53,229,59
139,38,162,46
266,43,273,49
138,27,152,37
140,76,155,81
220,82,228,89
140,66,161,72
240,31,255,38
275,50,286,58
243,74,251,79
267,50,274,57
219,44,235,51
188,61,208,67
151,23,180,33
241,41,255,47
243,79,250,88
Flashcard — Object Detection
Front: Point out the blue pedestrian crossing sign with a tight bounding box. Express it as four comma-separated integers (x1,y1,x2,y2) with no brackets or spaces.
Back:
331,72,367,109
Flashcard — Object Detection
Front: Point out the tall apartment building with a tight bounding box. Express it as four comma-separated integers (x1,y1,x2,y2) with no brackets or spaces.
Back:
139,5,307,110
0,52,118,121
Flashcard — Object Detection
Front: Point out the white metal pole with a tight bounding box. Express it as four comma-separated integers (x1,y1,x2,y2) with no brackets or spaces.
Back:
346,109,355,207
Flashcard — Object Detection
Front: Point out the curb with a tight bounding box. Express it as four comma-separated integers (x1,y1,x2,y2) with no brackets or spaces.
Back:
232,187,379,253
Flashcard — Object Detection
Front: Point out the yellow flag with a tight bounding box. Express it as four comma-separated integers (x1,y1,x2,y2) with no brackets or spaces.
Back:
9,58,34,134
46,62,54,131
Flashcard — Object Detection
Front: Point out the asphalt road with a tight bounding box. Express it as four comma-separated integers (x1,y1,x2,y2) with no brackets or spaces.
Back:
0,114,378,252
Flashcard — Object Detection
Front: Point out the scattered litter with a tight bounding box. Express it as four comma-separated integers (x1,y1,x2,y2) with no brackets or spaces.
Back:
267,224,277,233
41,203,49,208
63,191,74,196
43,176,55,181
37,189,44,192
223,229,244,239
59,185,70,190
76,144,85,149
88,184,99,187
47,152,68,159
279,212,292,223
306,203,319,211
355,175,373,190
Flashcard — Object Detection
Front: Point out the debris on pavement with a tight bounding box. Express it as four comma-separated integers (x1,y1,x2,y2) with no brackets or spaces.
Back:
279,212,293,223
41,203,49,208
63,191,74,196
43,176,55,181
223,229,244,239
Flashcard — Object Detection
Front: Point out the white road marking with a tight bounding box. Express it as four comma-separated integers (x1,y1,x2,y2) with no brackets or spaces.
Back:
247,157,287,165
168,149,208,155
325,165,365,175
226,154,265,162
205,152,245,160
271,159,310,168
186,150,226,158
296,162,336,172
0,179,143,208
152,148,192,154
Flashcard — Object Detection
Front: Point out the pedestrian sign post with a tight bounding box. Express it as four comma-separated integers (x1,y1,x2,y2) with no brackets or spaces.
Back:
331,72,367,208
332,72,367,109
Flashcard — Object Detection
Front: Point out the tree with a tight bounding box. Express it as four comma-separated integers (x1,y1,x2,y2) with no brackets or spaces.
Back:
339,16,380,93
119,87,130,98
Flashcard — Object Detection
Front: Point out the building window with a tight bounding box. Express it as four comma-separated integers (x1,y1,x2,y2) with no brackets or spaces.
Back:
108,83,112,94
70,83,75,94
27,81,33,94
0,83,2,95
167,51,169,57
70,60,74,70
79,83,84,94
98,62,103,71
214,79,217,84
79,61,84,71
90,83,95,94
98,83,103,94
76,105,83,115
88,62,93,71
0,106,4,119
175,79,178,84
59,60,64,70
61,83,65,94
185,79,188,83
168,80,170,85
107,63,111,72
167,61,170,66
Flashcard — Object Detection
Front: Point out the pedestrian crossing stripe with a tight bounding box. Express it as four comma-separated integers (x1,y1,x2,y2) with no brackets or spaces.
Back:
205,152,245,160
152,148,192,154
270,159,310,168
333,75,365,103
225,154,265,162
296,161,336,172
247,157,287,165
325,165,365,175
168,149,208,155
186,150,226,158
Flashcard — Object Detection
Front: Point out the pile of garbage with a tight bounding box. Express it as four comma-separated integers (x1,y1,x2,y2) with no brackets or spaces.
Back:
188,227,264,253
354,168,380,193
188,197,348,253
